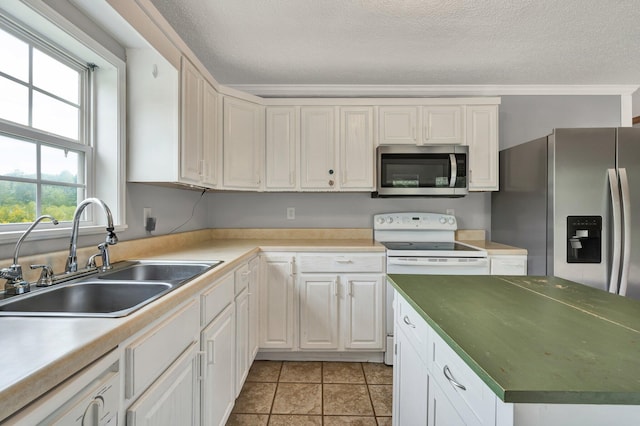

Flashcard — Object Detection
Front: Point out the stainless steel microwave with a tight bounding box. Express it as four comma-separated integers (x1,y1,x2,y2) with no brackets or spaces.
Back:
374,145,469,197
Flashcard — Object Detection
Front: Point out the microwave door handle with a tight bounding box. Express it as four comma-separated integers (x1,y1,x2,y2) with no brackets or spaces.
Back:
449,154,457,188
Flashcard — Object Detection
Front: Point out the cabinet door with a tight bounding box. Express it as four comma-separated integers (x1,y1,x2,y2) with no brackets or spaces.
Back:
180,57,203,184
340,107,375,190
201,82,219,187
299,274,339,350
201,304,235,426
223,96,264,189
343,275,384,350
466,105,498,191
428,376,467,426
300,107,336,189
266,106,298,190
248,256,260,361
393,326,428,426
421,106,464,145
127,342,200,426
260,255,295,349
379,106,418,145
235,288,250,397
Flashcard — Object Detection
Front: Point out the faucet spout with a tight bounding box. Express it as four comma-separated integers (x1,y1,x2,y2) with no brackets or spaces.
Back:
1,215,58,295
65,198,118,273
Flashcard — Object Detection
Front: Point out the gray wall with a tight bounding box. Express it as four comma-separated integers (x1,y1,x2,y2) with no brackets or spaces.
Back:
207,192,491,231
499,95,621,150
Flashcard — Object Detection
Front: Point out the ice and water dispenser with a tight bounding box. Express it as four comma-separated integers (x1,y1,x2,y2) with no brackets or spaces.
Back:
567,216,602,263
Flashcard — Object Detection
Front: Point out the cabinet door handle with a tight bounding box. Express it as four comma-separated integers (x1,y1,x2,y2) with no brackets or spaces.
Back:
403,316,415,328
348,280,353,297
443,365,467,391
207,340,215,365
335,257,352,264
333,276,339,296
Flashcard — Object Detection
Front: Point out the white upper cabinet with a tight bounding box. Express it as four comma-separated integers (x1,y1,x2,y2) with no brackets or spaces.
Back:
300,106,337,190
379,105,464,146
465,105,499,191
222,96,265,190
128,52,219,189
379,106,419,145
340,107,375,190
422,106,464,145
180,57,219,187
265,106,298,190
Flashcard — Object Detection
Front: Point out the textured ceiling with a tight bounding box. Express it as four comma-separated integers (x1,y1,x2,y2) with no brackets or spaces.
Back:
149,0,640,86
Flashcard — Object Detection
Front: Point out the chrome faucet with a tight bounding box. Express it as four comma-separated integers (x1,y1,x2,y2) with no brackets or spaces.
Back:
1,215,59,295
65,198,118,273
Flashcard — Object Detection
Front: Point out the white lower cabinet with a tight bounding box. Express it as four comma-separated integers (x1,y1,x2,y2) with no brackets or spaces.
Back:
299,274,340,350
429,376,467,426
126,342,200,426
201,304,235,426
393,325,429,426
259,254,296,349
343,275,385,350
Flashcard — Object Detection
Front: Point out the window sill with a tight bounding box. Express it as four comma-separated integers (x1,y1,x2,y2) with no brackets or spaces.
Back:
0,224,129,246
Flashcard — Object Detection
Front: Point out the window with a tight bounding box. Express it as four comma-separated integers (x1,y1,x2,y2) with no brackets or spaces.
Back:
0,1,126,242
0,23,91,224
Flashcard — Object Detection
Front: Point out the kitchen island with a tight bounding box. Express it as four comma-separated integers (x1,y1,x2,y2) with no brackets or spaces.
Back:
389,274,640,425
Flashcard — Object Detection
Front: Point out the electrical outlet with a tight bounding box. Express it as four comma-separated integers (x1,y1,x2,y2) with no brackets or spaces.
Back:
446,208,455,216
286,207,295,220
143,207,151,226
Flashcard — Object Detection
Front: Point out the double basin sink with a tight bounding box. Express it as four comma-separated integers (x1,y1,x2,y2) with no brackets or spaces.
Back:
0,260,223,318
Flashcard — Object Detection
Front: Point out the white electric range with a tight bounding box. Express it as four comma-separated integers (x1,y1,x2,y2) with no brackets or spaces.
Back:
374,212,489,364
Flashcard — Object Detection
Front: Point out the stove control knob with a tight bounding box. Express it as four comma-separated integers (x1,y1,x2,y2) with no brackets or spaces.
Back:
386,217,394,224
375,217,385,225
439,217,447,224
448,217,456,225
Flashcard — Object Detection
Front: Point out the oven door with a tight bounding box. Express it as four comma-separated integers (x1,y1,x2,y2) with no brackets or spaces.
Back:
376,145,468,197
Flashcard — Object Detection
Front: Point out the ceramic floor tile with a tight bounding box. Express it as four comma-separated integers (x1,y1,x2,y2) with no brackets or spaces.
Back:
247,360,282,382
279,361,322,383
323,362,366,383
368,384,393,416
226,413,270,426
272,383,322,415
232,382,277,414
376,416,393,426
267,414,322,425
362,362,393,385
323,384,374,416
323,416,378,425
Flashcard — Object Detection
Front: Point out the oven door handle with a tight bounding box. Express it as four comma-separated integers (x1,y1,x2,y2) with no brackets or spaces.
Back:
449,154,457,188
388,257,489,266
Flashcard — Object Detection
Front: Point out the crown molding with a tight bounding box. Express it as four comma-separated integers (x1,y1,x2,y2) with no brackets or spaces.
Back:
226,84,639,98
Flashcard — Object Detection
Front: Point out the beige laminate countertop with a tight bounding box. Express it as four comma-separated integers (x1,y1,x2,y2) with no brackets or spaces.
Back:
0,235,383,422
459,239,528,255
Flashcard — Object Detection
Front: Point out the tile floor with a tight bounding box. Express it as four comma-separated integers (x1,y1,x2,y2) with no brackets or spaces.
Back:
226,361,393,425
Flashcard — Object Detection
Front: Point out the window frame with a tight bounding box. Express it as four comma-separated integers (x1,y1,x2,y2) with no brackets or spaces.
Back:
0,1,127,244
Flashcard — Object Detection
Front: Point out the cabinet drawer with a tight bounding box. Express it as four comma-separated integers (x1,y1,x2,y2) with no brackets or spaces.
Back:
201,272,234,327
125,300,199,399
235,263,250,295
298,253,384,273
395,293,430,364
431,328,496,425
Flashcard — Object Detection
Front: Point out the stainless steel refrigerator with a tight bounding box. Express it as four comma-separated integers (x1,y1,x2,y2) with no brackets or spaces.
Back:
492,128,640,299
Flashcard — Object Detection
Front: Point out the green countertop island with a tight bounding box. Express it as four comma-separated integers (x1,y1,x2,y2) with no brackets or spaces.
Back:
388,274,640,405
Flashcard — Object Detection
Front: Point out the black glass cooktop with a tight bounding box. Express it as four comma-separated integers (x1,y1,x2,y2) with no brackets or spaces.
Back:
381,241,481,252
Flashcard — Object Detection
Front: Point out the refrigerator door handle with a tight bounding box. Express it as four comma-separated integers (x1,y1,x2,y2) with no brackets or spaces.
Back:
618,168,631,296
608,169,622,294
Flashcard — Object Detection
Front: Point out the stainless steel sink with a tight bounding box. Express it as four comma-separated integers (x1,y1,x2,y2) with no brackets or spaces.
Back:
0,280,172,317
0,259,223,317
98,260,222,283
